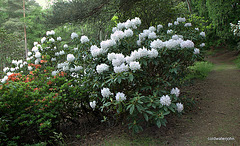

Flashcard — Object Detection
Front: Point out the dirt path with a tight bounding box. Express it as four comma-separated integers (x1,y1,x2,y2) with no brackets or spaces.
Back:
165,51,240,146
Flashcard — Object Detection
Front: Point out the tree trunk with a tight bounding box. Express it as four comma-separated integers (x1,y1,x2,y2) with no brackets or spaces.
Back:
23,0,28,59
186,0,192,14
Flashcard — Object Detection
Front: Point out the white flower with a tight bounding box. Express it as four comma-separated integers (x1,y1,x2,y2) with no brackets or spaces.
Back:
101,88,113,98
35,59,40,65
34,42,38,46
130,50,141,60
32,46,38,52
63,44,68,48
50,58,56,62
41,37,46,44
194,48,200,54
195,28,199,31
111,30,125,41
46,30,55,36
114,63,129,73
90,101,96,109
100,39,116,50
124,29,134,37
160,95,171,106
168,23,173,27
10,68,15,72
90,45,102,57
164,39,182,49
200,43,205,47
200,31,206,37
125,56,135,64
96,64,109,74
172,35,179,40
115,92,126,101
80,35,89,43
52,71,59,76
49,38,55,43
137,40,142,46
74,47,78,51
167,29,173,34
148,49,158,58
107,53,116,61
138,47,148,57
67,54,75,62
35,52,41,58
176,103,184,112
112,54,125,67
150,39,164,49
180,40,194,48
174,21,179,25
177,17,186,23
28,52,32,56
3,67,9,72
28,66,33,71
71,32,78,39
149,26,156,32
75,66,83,71
1,76,8,84
171,87,180,97
129,61,141,71
55,52,60,56
59,50,65,55
57,37,62,41
117,23,125,30
112,27,118,32
184,23,192,27
63,65,69,71
148,32,157,39
157,24,163,32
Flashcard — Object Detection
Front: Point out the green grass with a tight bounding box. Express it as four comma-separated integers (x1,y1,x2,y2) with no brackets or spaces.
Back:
186,61,214,80
234,55,240,68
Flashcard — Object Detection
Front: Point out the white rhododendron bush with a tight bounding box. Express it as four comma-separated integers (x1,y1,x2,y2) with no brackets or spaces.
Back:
1,17,206,134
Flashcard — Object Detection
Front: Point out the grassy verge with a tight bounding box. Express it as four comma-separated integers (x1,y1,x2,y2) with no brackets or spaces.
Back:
185,61,214,80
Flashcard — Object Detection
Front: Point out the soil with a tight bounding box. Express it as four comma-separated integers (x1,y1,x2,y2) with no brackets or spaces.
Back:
65,50,240,146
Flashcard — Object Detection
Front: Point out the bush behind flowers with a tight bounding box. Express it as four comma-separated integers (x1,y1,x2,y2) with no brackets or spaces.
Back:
0,17,206,144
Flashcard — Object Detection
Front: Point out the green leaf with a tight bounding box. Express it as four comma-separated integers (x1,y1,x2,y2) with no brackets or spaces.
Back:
130,105,135,115
129,74,134,82
156,119,161,128
143,113,148,121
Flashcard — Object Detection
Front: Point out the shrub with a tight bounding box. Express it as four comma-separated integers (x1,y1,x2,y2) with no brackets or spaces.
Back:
186,61,214,80
1,17,206,144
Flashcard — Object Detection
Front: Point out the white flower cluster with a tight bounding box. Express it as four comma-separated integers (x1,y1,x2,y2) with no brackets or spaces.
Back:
138,26,157,44
113,17,141,32
115,92,126,101
200,43,205,47
157,24,163,32
96,63,109,74
67,54,75,62
194,48,200,54
180,40,195,48
160,95,171,106
176,103,184,112
51,70,59,76
111,29,133,41
80,35,89,43
171,87,180,97
71,32,78,39
57,62,69,71
46,30,55,36
200,31,206,37
90,101,96,109
101,88,113,98
177,17,186,23
184,23,192,27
